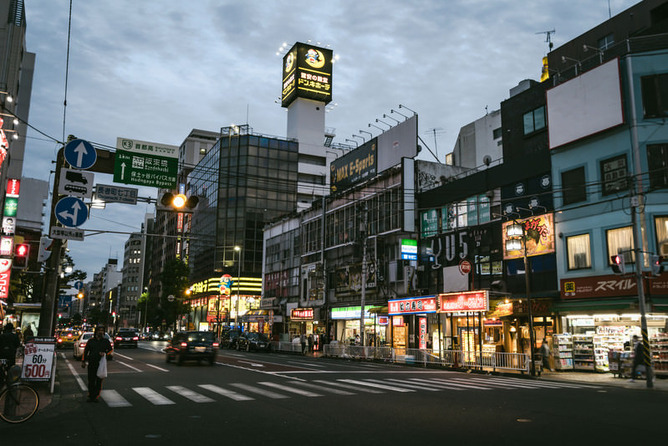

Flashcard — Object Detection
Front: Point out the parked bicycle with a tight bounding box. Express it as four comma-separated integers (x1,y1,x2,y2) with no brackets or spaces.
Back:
0,359,39,423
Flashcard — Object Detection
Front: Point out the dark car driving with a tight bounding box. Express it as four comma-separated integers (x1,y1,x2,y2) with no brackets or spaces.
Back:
165,331,218,365
114,329,139,348
237,332,271,352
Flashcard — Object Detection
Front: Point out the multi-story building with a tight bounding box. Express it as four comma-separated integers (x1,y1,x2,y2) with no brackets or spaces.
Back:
119,232,144,328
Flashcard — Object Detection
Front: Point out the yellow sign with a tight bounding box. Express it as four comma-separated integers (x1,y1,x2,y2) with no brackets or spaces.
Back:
502,213,555,260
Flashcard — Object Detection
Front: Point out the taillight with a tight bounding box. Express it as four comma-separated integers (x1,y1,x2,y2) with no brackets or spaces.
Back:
80,342,87,347
132,337,139,341
213,343,219,348
115,337,122,341
57,338,63,343
180,342,188,348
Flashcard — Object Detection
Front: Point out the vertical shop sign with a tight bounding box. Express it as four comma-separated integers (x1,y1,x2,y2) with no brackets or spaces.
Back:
419,317,427,350
0,258,12,300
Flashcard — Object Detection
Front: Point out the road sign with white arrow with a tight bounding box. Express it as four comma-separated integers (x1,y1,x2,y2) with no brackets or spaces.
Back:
113,149,177,188
54,196,88,227
64,139,97,170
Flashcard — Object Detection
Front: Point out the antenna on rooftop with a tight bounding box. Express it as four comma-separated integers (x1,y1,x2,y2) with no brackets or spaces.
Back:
426,127,444,160
536,29,555,52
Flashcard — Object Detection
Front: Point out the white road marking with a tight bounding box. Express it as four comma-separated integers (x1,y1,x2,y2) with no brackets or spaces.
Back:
312,379,383,394
100,389,131,407
64,358,87,391
295,381,355,395
117,361,142,372
166,386,215,403
287,361,326,368
133,387,175,405
145,363,169,372
258,381,322,397
428,378,493,390
380,378,442,391
338,379,414,393
114,353,134,360
198,384,254,401
238,361,265,367
229,383,289,399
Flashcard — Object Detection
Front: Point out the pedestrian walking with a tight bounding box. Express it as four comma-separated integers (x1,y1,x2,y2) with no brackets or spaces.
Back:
540,338,553,372
0,323,20,367
81,325,112,402
629,335,644,382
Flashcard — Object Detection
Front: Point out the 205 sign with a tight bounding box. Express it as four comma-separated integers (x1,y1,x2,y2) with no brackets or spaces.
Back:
21,338,56,382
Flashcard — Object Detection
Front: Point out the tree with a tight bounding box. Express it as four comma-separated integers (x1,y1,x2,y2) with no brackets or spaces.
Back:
159,259,191,330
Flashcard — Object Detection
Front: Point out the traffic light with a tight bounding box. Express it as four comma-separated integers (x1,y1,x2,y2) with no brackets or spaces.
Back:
37,236,53,262
76,291,84,300
159,192,199,212
611,254,625,275
13,243,30,269
651,255,664,277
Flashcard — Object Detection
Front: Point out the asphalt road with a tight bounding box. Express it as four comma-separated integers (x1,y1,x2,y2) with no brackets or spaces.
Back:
2,342,666,445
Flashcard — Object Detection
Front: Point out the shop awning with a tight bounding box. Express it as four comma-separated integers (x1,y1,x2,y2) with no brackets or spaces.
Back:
241,310,271,321
368,306,388,315
552,298,638,313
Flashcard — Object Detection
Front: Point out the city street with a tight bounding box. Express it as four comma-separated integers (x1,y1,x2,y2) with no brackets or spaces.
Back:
1,342,666,445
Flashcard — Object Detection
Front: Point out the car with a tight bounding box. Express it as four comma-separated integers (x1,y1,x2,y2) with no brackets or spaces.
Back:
114,329,139,348
73,332,115,361
221,330,242,349
56,329,78,349
237,332,271,352
165,331,218,365
150,331,171,341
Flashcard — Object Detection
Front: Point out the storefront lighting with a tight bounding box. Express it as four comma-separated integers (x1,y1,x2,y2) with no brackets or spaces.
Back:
506,223,524,238
505,239,522,251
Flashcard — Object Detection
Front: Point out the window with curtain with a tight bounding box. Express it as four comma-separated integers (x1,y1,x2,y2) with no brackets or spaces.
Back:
567,234,591,270
655,216,668,257
606,226,635,263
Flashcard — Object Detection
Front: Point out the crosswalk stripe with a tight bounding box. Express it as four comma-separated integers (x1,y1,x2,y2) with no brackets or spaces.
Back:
449,377,521,389
258,382,322,397
229,383,289,399
133,387,175,405
415,378,492,390
166,386,215,403
493,376,599,389
312,379,383,394
369,379,440,391
474,377,565,389
100,389,132,407
382,378,442,391
198,384,254,401
406,378,469,391
295,381,355,395
338,379,414,393
287,361,326,368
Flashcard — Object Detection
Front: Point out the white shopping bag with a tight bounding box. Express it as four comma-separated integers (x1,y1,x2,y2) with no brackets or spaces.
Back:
96,355,108,379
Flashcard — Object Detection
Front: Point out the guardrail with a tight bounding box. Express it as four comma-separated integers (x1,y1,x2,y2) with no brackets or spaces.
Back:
321,344,530,373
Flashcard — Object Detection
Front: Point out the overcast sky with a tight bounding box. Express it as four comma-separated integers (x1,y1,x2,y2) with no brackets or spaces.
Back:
21,0,640,281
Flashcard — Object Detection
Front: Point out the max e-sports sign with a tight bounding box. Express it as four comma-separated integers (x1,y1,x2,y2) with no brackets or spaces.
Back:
330,138,377,194
281,42,333,107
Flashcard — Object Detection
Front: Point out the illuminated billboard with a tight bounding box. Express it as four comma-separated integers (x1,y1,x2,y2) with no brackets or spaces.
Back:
330,138,377,193
502,213,555,260
281,42,333,107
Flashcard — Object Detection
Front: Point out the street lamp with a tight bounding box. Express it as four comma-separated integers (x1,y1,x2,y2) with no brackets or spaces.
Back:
505,221,537,377
234,246,241,329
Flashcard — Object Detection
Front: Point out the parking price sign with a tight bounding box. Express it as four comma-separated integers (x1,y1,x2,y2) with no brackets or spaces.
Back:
22,337,56,382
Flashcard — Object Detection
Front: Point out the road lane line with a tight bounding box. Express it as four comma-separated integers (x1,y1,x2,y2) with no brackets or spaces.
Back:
166,386,215,403
100,389,131,407
287,361,326,368
229,383,289,399
294,381,355,395
133,387,175,405
145,363,169,372
312,380,382,394
338,379,414,393
117,361,142,372
258,381,322,397
64,358,87,391
114,353,134,360
198,384,254,401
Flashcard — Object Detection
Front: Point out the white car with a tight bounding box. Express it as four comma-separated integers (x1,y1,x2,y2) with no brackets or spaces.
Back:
73,332,114,360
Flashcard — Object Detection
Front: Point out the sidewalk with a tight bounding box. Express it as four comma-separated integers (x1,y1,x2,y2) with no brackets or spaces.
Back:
538,369,668,391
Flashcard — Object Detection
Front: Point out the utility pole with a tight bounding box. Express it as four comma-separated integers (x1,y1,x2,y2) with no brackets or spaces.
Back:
359,204,368,347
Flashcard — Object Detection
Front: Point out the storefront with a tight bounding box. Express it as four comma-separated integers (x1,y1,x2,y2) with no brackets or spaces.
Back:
438,291,490,362
388,296,438,352
553,274,668,373
330,306,385,345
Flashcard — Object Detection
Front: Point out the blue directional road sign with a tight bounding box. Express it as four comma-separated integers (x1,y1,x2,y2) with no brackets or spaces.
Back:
55,196,88,227
73,281,84,290
64,139,97,170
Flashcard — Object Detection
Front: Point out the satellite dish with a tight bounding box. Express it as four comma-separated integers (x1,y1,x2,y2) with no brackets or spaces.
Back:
483,155,492,166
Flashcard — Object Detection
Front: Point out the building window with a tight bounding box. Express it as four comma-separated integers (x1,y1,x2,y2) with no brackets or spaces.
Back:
641,73,668,118
561,167,586,205
492,127,502,140
566,234,591,270
598,33,614,51
600,154,628,196
647,143,668,190
655,216,668,257
522,106,546,135
606,226,635,263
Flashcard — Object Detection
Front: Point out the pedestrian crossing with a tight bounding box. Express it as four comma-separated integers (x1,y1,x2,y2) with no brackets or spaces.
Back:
97,376,600,408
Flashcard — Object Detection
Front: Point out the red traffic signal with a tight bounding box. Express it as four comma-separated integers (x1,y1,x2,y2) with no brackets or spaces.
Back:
610,254,625,275
13,243,30,269
651,255,664,276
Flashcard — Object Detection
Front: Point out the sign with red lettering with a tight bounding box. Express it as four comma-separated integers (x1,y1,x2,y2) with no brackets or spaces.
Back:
291,308,314,320
21,337,56,382
419,317,427,349
6,178,20,197
388,296,438,315
0,258,11,300
439,290,489,313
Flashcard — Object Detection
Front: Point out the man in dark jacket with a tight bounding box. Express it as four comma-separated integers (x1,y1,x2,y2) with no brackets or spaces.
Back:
0,323,20,367
81,325,112,402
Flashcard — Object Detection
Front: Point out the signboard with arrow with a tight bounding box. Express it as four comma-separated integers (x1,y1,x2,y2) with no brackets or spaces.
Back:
54,196,88,227
113,149,177,188
64,139,97,170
